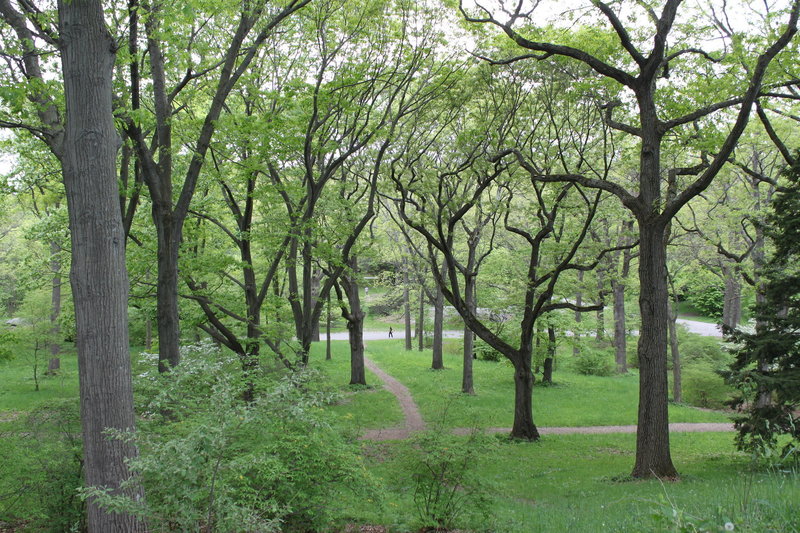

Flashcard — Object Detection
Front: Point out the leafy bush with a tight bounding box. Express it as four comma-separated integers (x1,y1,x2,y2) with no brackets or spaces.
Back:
474,339,503,362
406,428,494,530
0,400,85,532
685,283,724,319
682,362,734,409
89,343,376,532
678,328,730,369
0,329,16,362
573,347,615,377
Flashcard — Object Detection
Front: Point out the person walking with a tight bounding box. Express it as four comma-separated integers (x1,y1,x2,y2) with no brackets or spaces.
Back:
388,327,393,338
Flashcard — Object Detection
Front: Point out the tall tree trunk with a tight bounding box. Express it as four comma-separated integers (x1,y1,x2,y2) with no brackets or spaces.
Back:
595,271,605,341
343,257,365,385
431,280,444,370
58,1,145,528
722,264,742,330
417,288,424,351
669,298,681,403
311,268,322,342
511,350,539,440
145,316,152,351
573,270,583,356
403,257,412,351
632,221,678,478
326,292,332,361
47,240,61,374
612,279,627,373
462,274,475,394
154,213,181,372
543,326,555,384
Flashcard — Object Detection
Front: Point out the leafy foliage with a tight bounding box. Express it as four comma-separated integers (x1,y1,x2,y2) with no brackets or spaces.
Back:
723,155,800,459
573,347,616,377
86,343,377,532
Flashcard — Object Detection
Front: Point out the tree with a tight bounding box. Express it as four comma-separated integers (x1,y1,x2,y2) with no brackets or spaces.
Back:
724,152,800,457
1,0,145,527
463,0,799,478
123,0,310,372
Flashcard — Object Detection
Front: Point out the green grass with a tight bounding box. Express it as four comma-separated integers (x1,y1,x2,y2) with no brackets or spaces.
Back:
357,339,730,430
344,432,799,532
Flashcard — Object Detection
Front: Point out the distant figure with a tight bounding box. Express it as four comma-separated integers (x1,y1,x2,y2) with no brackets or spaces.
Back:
365,286,369,295
389,327,393,338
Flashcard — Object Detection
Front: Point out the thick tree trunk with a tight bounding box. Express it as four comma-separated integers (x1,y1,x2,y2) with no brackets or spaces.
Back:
511,352,539,440
668,299,681,403
58,1,145,528
632,221,678,478
344,258,366,385
154,212,181,372
47,241,61,374
612,280,627,373
431,281,444,370
403,257,412,351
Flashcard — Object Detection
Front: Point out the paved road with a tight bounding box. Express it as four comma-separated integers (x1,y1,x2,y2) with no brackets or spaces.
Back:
322,318,722,342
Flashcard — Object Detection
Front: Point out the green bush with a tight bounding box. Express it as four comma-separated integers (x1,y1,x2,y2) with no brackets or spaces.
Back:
89,343,376,532
682,362,734,409
405,428,494,530
573,347,615,376
474,339,503,362
677,328,729,369
0,400,85,532
685,284,724,319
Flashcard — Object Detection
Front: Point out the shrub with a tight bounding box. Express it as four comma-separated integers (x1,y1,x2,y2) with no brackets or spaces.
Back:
474,339,503,362
685,283,724,319
678,328,730,369
682,362,734,409
0,400,85,532
405,428,494,530
89,343,376,532
574,347,615,376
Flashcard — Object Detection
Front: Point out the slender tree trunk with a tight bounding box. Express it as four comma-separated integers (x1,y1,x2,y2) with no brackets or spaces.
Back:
595,272,605,341
612,279,627,373
632,221,678,478
311,268,321,342
145,316,152,351
543,326,555,384
403,257,412,351
462,274,475,394
573,270,583,356
344,258,365,385
417,288,424,351
511,350,539,440
669,298,681,403
326,292,332,361
58,1,145,528
47,241,61,374
431,280,444,370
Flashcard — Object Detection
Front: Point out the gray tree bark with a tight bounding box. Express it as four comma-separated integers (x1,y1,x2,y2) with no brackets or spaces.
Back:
58,0,145,528
47,240,61,374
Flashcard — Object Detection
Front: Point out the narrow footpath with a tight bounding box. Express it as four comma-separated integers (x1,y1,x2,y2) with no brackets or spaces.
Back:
359,357,734,442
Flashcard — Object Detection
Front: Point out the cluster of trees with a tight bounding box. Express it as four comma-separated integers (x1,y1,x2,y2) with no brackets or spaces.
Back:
1,0,798,528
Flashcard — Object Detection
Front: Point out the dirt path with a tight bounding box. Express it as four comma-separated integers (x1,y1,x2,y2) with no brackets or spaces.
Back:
360,357,733,442
362,357,426,440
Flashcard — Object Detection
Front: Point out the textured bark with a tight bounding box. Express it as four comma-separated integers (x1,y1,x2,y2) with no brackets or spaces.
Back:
512,353,539,440
58,0,145,528
543,326,556,383
341,258,366,385
722,265,742,329
144,316,152,351
595,270,606,341
431,281,444,370
632,221,677,478
153,211,181,372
